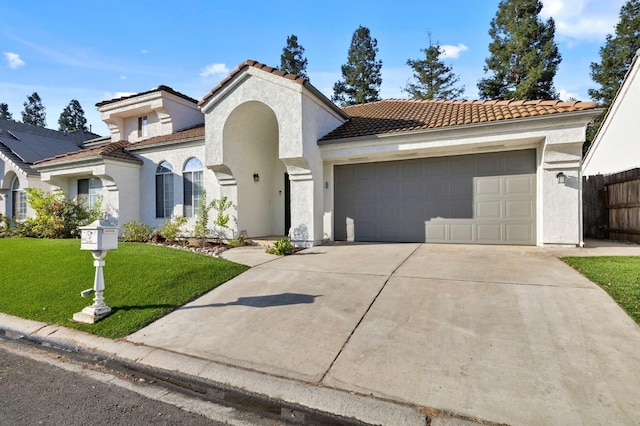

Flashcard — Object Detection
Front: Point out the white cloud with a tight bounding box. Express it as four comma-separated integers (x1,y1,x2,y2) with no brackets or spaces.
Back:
440,43,469,59
120,75,127,80
4,52,25,69
103,91,137,101
558,88,580,101
140,48,148,54
200,63,230,78
541,0,624,41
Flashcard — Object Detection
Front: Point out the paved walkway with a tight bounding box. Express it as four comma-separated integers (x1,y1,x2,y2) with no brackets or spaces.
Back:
2,242,640,425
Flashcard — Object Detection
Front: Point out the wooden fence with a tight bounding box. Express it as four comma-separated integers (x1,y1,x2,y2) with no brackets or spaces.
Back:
583,168,640,244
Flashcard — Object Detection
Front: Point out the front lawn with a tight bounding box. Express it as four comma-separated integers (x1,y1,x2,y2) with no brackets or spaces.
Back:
563,256,640,325
0,238,248,338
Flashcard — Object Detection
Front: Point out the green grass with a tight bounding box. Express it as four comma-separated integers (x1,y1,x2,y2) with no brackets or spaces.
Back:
563,256,640,325
0,238,249,338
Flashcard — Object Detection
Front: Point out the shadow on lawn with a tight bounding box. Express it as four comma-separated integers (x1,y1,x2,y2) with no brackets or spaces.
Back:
181,293,322,309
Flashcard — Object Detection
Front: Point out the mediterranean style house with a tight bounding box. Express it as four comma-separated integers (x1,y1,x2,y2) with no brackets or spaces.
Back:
10,60,602,246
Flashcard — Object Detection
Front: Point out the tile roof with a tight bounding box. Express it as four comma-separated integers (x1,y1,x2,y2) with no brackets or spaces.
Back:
34,140,142,167
199,60,307,107
96,85,198,107
127,124,205,150
319,99,599,142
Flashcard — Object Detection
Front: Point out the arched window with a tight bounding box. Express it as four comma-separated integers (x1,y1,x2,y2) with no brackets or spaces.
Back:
77,177,102,208
11,177,26,220
183,158,203,218
155,161,174,218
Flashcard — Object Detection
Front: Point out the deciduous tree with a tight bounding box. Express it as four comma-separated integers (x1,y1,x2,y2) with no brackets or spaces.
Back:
478,0,561,100
332,26,383,106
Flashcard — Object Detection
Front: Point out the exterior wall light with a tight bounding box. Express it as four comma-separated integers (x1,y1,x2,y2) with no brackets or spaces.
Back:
253,173,260,182
556,172,566,184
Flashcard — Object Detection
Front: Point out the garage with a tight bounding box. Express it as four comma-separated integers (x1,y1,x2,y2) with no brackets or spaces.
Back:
334,149,536,245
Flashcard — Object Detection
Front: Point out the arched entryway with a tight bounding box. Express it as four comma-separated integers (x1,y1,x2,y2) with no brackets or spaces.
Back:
222,101,288,237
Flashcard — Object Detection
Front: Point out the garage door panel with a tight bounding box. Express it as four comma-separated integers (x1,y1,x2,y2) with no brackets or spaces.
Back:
477,223,502,242
476,201,502,219
334,149,536,245
506,200,535,218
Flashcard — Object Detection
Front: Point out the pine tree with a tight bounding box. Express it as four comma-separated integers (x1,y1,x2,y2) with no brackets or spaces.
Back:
280,34,308,78
21,92,46,127
589,0,640,107
478,0,561,100
404,33,465,100
58,99,88,132
586,0,640,149
332,26,383,106
0,103,12,120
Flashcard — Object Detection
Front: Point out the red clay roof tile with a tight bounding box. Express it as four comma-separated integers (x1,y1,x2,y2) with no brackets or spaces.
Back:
320,99,598,141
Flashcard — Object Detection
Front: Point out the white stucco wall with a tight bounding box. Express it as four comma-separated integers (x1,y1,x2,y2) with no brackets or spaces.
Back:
132,140,221,233
100,90,204,144
0,154,52,219
38,160,141,229
583,53,640,176
201,67,346,245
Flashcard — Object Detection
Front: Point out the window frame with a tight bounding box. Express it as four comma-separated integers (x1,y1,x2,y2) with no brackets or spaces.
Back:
11,176,26,220
155,161,174,218
77,177,102,209
137,115,148,138
183,158,203,218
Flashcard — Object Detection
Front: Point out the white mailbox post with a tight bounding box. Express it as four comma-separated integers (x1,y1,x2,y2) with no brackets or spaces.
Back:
73,219,118,324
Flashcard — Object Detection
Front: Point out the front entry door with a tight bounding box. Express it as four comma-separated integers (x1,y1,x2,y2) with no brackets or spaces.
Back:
284,173,291,236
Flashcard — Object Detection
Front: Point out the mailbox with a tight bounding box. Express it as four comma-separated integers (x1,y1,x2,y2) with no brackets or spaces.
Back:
80,219,118,251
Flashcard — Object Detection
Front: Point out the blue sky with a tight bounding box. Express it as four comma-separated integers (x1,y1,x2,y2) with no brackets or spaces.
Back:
0,0,626,135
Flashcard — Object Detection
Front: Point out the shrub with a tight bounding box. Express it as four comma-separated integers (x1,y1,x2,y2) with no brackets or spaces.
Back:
194,191,211,247
158,216,187,242
211,195,233,243
121,220,153,242
267,237,293,256
23,188,101,238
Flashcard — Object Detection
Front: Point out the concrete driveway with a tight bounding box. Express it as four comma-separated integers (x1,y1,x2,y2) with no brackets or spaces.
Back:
127,243,640,425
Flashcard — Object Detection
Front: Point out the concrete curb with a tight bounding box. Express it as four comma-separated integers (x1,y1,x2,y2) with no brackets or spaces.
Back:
0,313,429,426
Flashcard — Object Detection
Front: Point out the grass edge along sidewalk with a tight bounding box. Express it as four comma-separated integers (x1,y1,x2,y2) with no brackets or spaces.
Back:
0,238,248,338
563,256,640,325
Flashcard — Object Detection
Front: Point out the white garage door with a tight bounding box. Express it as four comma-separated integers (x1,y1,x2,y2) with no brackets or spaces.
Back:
334,149,536,245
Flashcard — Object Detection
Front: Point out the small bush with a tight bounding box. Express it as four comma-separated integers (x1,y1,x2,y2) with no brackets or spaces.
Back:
227,235,248,248
267,237,293,256
121,220,153,242
158,216,187,242
23,188,101,238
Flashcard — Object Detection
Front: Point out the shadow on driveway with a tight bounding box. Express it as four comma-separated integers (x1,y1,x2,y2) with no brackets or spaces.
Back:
181,293,322,309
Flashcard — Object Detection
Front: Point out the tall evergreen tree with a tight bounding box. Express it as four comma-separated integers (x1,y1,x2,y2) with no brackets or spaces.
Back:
586,0,640,149
589,0,640,107
478,0,561,100
0,103,12,120
332,26,383,106
58,99,88,132
21,92,46,127
280,34,308,78
404,33,465,100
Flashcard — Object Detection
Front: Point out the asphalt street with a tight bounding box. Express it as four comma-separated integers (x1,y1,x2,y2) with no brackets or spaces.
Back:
0,338,283,426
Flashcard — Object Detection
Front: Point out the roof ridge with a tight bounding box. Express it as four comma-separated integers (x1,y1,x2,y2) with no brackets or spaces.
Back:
199,59,308,107
96,85,198,107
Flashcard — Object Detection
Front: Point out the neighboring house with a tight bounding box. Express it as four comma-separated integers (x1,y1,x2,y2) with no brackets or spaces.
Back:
35,60,600,247
0,119,100,220
583,48,640,176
